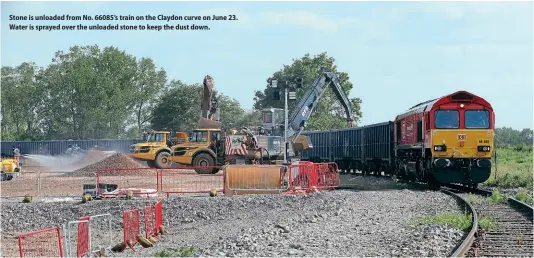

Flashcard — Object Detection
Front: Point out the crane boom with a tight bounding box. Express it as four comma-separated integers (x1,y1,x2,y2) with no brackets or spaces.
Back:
287,72,355,143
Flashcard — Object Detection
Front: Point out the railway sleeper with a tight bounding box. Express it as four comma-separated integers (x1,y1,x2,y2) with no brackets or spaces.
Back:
482,245,534,249
480,249,534,253
485,232,533,235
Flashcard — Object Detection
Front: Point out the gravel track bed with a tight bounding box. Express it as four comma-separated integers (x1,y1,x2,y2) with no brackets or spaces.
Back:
2,187,465,257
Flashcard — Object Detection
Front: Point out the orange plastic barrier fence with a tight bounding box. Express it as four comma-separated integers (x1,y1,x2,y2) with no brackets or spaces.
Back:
159,166,224,196
316,162,340,190
155,200,163,234
143,205,157,238
96,168,158,198
286,162,340,194
77,216,90,257
122,209,140,252
18,226,64,257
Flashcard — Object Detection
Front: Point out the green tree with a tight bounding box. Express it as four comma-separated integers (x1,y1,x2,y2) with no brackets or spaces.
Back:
253,52,362,131
1,45,167,140
233,109,264,129
130,57,167,137
0,63,42,140
495,127,533,147
39,45,139,139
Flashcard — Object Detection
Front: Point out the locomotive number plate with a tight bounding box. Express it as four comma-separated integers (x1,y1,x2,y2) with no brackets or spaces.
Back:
457,134,467,141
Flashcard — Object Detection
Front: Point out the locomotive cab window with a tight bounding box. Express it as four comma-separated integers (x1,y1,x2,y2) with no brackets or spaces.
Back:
465,110,490,129
434,110,459,129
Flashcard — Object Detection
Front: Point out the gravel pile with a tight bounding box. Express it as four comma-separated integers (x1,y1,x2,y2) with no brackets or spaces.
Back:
62,153,148,177
1,188,465,257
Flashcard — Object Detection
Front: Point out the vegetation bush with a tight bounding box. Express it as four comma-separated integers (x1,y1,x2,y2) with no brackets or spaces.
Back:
485,147,533,189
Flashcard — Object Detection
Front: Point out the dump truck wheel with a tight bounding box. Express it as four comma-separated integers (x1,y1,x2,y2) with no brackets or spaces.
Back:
193,153,215,174
146,160,156,168
154,152,170,169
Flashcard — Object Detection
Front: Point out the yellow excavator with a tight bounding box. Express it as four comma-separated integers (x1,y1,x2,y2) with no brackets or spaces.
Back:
129,75,226,174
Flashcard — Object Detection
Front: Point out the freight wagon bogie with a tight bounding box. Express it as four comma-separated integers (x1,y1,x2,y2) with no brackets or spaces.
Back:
335,159,362,174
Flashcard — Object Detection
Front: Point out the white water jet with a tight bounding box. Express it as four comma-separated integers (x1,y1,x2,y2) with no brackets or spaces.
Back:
23,151,116,172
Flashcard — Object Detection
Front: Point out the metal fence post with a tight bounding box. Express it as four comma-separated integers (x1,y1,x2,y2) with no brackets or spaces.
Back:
60,224,67,258
65,223,71,257
37,172,42,199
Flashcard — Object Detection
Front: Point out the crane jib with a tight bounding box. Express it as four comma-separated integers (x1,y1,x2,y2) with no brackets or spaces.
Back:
288,72,355,137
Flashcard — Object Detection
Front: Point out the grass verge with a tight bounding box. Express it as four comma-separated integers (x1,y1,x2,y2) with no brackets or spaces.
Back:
409,211,472,231
515,189,533,205
409,211,498,232
465,191,507,205
485,147,533,189
154,247,196,257
478,216,498,231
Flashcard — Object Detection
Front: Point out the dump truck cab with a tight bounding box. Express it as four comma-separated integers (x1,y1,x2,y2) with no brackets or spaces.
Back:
129,130,174,168
168,128,225,174
1,156,21,181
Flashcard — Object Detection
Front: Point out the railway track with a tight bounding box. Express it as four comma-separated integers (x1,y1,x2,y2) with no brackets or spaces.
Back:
445,184,533,258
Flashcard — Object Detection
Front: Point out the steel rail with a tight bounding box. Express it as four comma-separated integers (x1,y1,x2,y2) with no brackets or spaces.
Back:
441,189,479,258
445,183,534,257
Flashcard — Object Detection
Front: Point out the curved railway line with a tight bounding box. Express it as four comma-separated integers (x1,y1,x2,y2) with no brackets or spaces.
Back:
445,184,533,258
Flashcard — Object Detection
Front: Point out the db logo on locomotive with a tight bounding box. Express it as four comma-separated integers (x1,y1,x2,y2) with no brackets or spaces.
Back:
457,134,467,141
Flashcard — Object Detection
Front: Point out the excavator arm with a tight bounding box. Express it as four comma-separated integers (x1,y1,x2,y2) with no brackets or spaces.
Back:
287,72,355,144
198,75,222,129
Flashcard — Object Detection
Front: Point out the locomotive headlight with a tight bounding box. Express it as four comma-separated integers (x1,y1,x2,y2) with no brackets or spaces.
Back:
434,145,447,151
477,146,491,152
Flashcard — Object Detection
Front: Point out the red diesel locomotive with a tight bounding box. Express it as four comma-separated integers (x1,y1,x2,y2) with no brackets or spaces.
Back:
393,90,495,188
301,90,495,188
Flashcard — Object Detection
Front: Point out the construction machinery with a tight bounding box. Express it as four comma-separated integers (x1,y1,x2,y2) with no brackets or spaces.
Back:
129,72,355,175
129,75,222,173
226,71,355,164
1,155,21,181
65,144,86,157
128,129,188,168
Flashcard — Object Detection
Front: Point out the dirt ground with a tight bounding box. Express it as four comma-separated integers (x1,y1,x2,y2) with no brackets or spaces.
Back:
1,231,24,257
0,169,224,198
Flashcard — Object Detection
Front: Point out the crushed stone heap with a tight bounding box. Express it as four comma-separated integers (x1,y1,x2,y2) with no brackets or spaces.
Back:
65,153,152,177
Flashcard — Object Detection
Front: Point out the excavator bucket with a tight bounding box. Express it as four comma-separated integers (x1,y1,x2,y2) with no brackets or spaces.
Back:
201,75,214,119
197,117,222,129
292,135,313,152
223,165,286,196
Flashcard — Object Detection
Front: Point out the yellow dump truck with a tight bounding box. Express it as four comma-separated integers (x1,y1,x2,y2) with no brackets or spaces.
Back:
1,157,21,181
128,130,188,168
129,128,224,174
